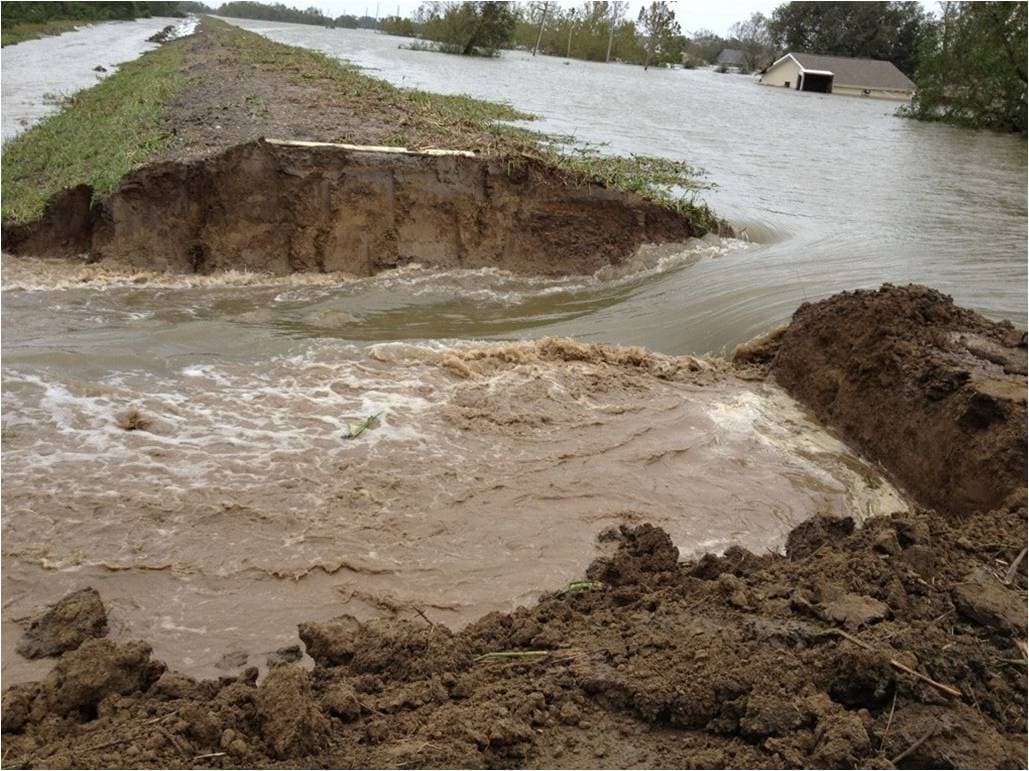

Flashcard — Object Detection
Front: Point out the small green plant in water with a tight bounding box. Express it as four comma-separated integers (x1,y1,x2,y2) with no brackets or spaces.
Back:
345,411,383,439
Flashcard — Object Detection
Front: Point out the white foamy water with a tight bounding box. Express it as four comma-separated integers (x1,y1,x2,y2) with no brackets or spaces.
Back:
2,312,910,683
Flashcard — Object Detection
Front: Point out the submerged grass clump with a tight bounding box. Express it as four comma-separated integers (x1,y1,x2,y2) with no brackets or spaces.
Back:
544,145,723,232
1,36,186,224
116,407,153,432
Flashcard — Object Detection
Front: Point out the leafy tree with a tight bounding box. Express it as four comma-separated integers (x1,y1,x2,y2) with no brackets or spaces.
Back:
416,1,516,56
511,1,642,63
683,28,728,66
904,1,1027,133
603,0,627,61
378,14,419,36
768,1,927,76
636,0,680,69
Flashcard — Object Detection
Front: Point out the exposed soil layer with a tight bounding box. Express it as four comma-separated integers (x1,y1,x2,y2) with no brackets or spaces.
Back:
3,286,1026,769
3,140,703,277
747,284,1028,517
2,505,1025,769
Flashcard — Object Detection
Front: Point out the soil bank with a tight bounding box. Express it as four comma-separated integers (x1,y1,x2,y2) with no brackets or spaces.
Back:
2,285,1025,769
2,17,722,276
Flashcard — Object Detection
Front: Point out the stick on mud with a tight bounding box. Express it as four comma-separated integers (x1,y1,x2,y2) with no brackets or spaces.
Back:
830,629,962,699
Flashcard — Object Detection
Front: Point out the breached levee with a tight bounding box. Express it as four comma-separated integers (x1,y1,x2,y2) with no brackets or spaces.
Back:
2,139,715,276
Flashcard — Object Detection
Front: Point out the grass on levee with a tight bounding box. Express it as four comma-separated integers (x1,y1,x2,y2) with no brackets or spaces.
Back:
1,35,186,224
211,17,537,140
1,19,83,47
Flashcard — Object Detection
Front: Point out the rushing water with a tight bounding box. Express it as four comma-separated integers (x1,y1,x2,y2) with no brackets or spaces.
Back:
0,20,1024,682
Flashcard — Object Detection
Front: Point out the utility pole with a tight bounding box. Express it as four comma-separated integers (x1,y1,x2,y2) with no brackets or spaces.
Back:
532,1,549,56
606,2,626,63
566,9,576,58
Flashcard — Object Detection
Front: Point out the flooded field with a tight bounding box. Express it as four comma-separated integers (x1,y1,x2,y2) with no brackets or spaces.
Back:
1,20,1023,683
0,16,196,141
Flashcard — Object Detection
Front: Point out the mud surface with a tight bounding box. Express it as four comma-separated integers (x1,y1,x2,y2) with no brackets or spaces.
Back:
4,141,703,277
759,284,1027,517
2,504,1025,769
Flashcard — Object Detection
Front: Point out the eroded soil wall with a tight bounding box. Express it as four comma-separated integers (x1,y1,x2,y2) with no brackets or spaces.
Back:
759,284,1027,516
3,140,704,277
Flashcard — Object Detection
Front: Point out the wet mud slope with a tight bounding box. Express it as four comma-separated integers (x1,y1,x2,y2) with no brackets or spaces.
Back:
757,284,1027,516
4,140,702,277
3,286,1026,769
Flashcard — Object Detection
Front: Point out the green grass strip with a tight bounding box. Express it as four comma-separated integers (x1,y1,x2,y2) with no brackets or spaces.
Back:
1,36,186,224
210,17,535,128
1,19,83,47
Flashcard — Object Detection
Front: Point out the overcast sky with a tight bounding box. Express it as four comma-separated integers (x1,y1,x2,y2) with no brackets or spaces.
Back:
271,1,785,38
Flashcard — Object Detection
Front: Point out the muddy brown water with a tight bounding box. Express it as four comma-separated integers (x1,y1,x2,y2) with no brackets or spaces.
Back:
0,20,1024,684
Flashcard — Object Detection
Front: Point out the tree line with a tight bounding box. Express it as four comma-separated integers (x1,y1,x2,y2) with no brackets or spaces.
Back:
379,1,1025,133
214,2,380,28
0,1,210,26
7,0,1019,132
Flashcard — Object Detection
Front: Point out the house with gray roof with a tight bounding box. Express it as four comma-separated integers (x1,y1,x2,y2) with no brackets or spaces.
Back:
758,52,915,100
716,48,748,70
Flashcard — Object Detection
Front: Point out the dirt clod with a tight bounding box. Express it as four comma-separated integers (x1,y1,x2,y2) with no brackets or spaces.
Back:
951,567,1028,635
254,667,330,759
767,284,1027,517
16,587,108,659
42,639,165,718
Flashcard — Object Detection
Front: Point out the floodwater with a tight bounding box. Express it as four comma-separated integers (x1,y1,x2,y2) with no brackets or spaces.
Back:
0,16,197,142
1,20,1024,682
223,18,1027,352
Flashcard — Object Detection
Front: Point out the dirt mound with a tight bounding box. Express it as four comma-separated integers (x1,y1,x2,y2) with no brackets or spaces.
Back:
15,588,108,660
745,284,1027,516
3,140,708,277
2,505,1025,768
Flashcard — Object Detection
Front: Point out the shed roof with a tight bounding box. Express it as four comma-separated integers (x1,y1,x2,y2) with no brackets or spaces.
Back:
768,53,915,91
